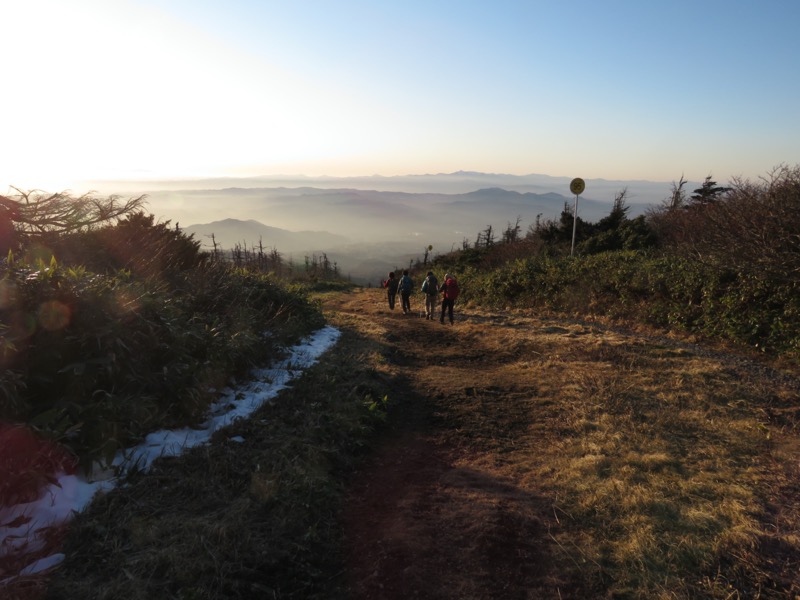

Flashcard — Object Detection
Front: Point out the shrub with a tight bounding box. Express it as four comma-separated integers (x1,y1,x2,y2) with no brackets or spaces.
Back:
31,212,206,280
649,164,800,284
0,189,146,256
458,250,800,359
0,256,323,468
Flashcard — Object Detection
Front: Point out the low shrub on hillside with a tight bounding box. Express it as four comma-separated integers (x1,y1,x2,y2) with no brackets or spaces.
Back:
650,165,800,285
41,212,208,278
427,166,800,360
458,251,800,358
0,222,324,469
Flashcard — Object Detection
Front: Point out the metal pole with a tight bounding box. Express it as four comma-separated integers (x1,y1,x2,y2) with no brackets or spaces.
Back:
570,193,579,256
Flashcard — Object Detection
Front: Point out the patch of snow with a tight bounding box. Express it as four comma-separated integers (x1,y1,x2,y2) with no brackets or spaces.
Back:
0,325,340,585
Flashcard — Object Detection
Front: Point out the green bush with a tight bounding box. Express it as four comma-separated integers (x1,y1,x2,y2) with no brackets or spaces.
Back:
428,166,800,361
459,250,799,359
1,256,323,469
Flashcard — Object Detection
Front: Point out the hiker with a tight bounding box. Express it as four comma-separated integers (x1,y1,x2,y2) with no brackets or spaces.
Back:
420,270,439,320
383,271,399,310
398,269,414,314
439,273,460,324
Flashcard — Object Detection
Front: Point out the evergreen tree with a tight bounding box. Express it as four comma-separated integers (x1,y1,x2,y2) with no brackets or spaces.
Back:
690,175,729,205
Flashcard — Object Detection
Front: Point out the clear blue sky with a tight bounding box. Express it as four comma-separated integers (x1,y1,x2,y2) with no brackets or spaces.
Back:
2,0,799,191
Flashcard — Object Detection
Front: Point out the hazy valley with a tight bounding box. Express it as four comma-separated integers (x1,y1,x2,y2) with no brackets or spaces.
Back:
133,172,679,284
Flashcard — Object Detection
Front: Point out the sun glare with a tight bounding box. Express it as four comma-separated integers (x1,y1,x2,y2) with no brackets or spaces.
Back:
2,0,387,191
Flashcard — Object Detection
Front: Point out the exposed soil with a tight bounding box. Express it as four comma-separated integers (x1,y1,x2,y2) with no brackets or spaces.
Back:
325,290,602,599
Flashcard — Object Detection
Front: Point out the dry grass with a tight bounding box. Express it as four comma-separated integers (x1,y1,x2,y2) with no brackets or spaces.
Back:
406,300,800,598
12,287,800,599
511,329,796,598
27,323,394,600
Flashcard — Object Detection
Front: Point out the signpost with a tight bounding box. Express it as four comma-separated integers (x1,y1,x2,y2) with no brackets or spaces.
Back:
569,178,585,256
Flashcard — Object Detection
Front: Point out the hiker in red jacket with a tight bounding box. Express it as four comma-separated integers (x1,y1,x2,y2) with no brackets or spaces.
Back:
383,271,399,310
438,273,460,325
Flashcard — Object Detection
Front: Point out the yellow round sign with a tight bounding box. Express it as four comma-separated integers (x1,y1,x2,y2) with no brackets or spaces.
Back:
570,178,585,195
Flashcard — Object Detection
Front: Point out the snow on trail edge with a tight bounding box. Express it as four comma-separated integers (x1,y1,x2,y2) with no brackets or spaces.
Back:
0,325,341,584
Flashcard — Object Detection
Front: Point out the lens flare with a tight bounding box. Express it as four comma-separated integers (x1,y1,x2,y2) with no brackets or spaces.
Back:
37,301,71,331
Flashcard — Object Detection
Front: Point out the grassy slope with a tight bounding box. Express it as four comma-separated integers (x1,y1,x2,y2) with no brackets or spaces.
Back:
19,288,800,599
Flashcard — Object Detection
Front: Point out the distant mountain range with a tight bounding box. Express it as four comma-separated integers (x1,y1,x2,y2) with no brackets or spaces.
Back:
183,219,349,255
155,186,656,244
105,170,683,201
122,171,689,285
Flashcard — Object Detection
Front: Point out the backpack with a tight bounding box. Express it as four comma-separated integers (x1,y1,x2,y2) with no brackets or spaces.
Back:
443,277,459,300
424,275,438,296
400,275,413,294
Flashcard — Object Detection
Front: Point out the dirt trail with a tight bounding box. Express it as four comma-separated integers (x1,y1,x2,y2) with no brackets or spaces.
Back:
324,287,800,600
324,289,589,599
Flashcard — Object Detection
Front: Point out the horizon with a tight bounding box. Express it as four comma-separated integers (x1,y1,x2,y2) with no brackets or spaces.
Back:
5,168,687,198
2,1,798,193
83,170,679,214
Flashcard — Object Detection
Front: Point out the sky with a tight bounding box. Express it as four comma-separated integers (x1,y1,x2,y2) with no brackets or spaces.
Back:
2,0,799,193
0,325,341,584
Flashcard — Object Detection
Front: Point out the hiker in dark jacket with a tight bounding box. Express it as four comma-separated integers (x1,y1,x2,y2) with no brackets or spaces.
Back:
439,273,459,324
398,269,414,314
421,271,439,320
383,271,399,310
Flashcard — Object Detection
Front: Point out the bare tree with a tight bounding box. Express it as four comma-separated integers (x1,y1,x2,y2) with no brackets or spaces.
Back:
268,246,282,275
647,176,690,246
476,224,495,248
667,175,688,210
208,233,221,262
502,216,522,244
